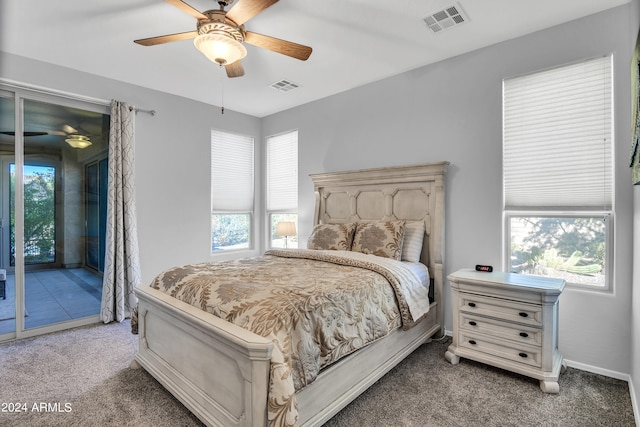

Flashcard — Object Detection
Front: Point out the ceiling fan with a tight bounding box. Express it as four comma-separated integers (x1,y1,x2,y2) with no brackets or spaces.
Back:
134,0,313,78
0,124,94,148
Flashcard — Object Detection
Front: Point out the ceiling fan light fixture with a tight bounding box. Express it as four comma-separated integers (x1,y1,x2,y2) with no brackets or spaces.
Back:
65,134,92,149
194,33,247,65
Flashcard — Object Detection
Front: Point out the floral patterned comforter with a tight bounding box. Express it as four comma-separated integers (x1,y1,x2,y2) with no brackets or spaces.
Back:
148,249,430,427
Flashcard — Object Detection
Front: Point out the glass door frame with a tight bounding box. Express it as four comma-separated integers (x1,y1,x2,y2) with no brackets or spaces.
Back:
0,83,110,341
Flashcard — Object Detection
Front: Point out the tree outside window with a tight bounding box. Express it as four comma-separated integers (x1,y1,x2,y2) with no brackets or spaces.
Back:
510,216,606,287
10,164,56,265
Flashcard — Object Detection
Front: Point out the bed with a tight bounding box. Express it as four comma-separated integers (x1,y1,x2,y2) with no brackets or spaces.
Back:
131,161,449,427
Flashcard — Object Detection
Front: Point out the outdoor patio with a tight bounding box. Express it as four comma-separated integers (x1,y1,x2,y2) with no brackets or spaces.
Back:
0,268,102,335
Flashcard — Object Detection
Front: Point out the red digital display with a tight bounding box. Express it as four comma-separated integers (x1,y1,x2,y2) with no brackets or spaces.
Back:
475,265,493,272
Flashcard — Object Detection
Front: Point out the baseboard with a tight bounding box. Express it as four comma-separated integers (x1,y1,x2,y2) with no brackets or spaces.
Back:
564,359,629,381
629,376,640,427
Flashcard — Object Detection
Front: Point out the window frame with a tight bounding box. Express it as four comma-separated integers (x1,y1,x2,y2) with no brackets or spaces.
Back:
265,130,298,249
210,129,255,254
502,55,614,291
503,210,613,292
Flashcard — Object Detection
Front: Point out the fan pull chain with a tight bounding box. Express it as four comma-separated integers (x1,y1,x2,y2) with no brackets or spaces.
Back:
219,63,225,114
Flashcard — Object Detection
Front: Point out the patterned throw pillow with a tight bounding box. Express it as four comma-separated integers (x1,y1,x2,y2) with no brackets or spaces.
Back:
307,223,357,251
352,221,406,260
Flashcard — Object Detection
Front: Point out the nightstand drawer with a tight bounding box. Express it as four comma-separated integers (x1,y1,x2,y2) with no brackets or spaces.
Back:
459,313,542,346
459,293,542,327
459,331,542,368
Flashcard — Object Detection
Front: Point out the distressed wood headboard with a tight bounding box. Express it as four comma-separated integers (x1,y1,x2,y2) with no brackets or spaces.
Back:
309,162,449,331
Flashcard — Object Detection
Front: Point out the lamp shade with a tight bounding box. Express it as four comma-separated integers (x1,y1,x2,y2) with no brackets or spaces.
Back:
65,135,92,149
275,221,297,237
194,33,247,65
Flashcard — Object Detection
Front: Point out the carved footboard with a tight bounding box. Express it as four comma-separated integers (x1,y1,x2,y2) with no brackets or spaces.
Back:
132,285,273,427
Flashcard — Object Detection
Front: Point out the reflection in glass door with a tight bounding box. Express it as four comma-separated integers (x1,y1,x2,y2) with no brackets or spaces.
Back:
85,158,108,273
0,90,110,339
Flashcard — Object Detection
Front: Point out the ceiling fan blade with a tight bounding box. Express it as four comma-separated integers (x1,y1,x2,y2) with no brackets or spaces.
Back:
165,0,207,20
225,61,245,78
244,31,312,61
62,124,78,134
0,131,49,137
226,0,278,26
134,30,198,46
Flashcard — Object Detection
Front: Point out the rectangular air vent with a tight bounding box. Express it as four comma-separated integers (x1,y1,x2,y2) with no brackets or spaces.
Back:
269,79,301,92
423,3,468,33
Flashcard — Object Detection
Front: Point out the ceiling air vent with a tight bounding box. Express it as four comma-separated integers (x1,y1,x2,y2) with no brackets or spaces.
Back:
269,79,301,92
423,4,468,33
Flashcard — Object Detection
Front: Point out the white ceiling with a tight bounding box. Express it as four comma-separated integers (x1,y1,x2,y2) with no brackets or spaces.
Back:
0,0,631,118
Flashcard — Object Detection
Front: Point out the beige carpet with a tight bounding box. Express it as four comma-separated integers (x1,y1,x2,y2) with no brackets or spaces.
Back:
0,321,635,426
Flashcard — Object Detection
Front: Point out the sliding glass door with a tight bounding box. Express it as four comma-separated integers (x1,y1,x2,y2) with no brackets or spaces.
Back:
0,87,110,340
0,91,17,333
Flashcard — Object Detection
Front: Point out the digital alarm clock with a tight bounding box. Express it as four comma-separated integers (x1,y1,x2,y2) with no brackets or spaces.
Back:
475,264,493,272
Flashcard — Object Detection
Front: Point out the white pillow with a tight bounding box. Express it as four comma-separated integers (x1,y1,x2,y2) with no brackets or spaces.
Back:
401,221,425,263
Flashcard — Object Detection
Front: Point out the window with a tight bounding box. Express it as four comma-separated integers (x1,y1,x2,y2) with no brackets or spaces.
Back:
266,130,298,248
211,129,254,252
503,55,613,289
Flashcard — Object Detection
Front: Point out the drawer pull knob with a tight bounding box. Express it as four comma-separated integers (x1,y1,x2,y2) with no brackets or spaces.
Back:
519,332,529,338
469,321,477,326
468,302,476,308
469,340,477,345
519,312,529,318
519,352,528,358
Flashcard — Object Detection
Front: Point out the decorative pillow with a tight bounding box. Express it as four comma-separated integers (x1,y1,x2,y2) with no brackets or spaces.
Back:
401,221,425,263
351,221,406,260
307,223,357,251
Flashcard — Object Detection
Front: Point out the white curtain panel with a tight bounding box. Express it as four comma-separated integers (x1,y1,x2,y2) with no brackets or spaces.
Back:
101,100,142,323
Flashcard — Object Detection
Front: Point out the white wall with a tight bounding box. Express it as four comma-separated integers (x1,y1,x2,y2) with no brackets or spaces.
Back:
262,4,638,375
0,52,262,283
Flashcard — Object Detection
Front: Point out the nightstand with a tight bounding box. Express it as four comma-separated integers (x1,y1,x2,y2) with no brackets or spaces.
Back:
445,268,566,393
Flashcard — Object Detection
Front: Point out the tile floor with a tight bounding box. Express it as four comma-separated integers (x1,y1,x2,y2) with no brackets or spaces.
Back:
0,268,102,335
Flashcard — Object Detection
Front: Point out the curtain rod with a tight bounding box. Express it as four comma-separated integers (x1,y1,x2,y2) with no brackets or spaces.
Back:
1,79,157,116
0,78,110,106
129,106,156,116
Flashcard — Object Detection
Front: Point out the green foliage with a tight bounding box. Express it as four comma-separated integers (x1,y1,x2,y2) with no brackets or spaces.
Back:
511,217,605,277
212,214,250,249
10,167,56,265
535,248,602,275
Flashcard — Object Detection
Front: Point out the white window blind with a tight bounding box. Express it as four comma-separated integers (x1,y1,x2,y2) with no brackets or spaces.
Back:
211,129,254,211
267,130,298,211
503,55,613,209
